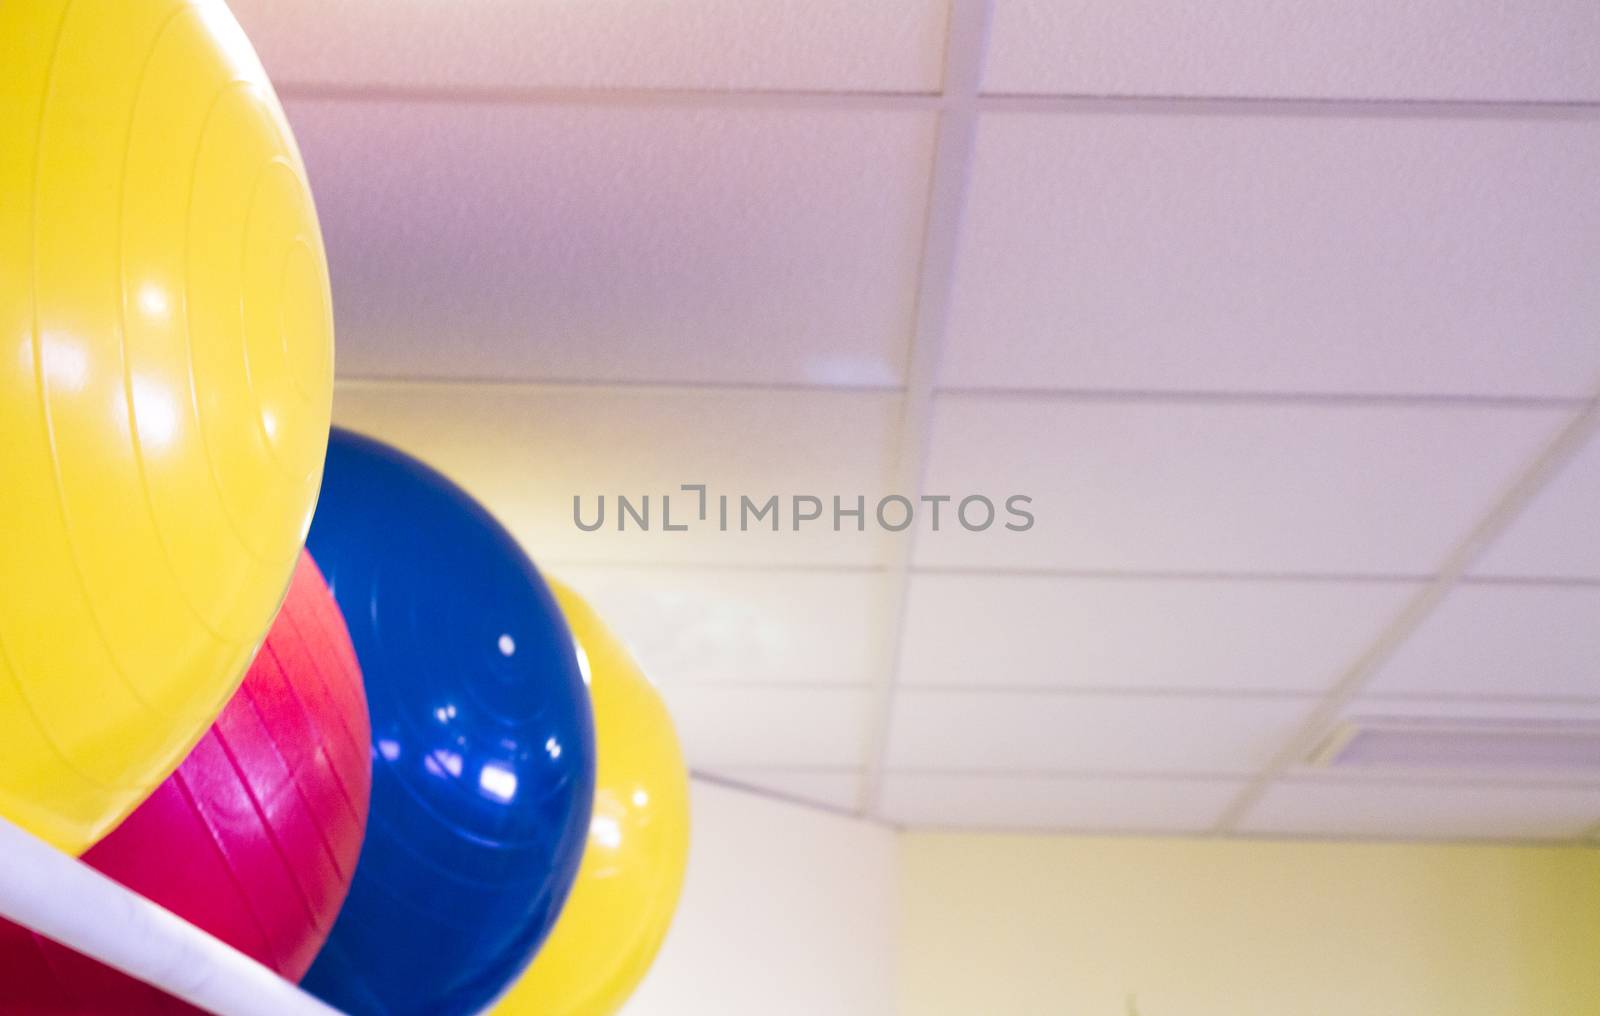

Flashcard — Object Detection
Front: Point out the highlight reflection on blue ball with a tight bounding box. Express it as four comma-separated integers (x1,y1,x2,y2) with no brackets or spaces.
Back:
301,428,595,1016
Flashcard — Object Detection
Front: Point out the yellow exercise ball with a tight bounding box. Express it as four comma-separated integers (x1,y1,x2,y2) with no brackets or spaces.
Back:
0,0,333,854
494,581,691,1016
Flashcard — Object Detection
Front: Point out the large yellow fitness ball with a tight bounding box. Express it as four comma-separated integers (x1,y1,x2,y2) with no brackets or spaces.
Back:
0,0,334,854
494,582,691,1016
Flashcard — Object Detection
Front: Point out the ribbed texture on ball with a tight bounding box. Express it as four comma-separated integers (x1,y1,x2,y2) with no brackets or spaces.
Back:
0,553,371,1013
0,0,335,854
492,581,690,1016
301,428,594,1016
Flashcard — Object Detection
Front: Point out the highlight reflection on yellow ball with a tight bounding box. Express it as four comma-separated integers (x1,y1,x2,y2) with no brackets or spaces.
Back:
0,0,334,854
495,581,691,1016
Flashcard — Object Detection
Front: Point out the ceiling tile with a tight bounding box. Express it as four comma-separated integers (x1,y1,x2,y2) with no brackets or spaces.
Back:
985,0,1600,101
880,772,1243,832
332,382,900,568
942,114,1600,398
885,690,1311,773
914,395,1570,574
289,99,933,387
900,573,1416,693
1241,779,1600,841
1472,432,1600,579
703,769,863,813
660,685,871,769
1365,583,1600,699
548,564,892,687
232,0,947,93
1341,697,1600,725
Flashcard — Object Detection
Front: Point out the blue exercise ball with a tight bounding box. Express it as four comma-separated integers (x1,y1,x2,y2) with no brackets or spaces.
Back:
300,427,595,1016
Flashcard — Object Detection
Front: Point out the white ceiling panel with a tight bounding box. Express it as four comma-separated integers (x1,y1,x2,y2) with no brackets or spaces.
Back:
659,685,872,769
1472,432,1600,580
942,114,1600,398
985,0,1600,101
1339,697,1600,726
899,573,1416,693
881,772,1243,833
1331,700,1600,732
549,564,892,687
1364,583,1600,700
1241,779,1600,841
231,0,948,94
705,769,863,813
915,395,1570,575
287,99,932,387
332,382,899,568
886,690,1312,774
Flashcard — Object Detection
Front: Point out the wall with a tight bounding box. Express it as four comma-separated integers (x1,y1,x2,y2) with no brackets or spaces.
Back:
900,833,1600,1016
624,780,898,1016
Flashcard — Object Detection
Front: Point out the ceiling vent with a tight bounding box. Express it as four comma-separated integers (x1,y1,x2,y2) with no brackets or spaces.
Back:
1308,716,1600,774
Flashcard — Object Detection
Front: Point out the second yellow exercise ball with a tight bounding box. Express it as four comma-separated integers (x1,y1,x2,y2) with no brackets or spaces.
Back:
0,0,334,853
494,581,691,1016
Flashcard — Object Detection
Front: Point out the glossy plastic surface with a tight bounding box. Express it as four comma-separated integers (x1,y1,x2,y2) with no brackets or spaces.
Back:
0,552,371,1013
493,581,691,1016
301,428,596,1016
0,0,335,854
